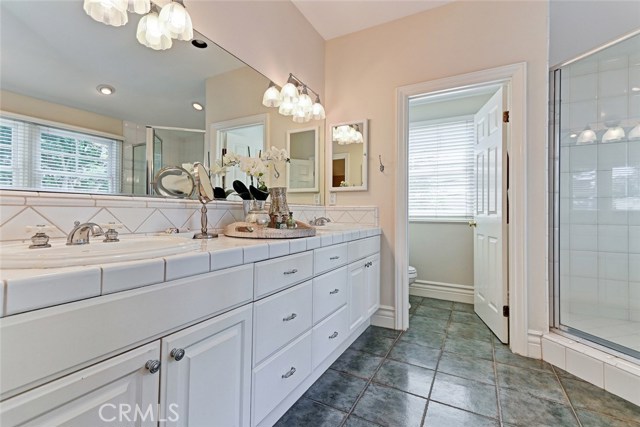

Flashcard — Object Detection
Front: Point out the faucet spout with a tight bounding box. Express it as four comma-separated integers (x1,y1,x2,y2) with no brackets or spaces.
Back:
66,222,104,245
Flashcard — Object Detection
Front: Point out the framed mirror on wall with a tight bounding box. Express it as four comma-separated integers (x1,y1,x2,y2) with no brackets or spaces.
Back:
287,127,319,193
328,120,368,191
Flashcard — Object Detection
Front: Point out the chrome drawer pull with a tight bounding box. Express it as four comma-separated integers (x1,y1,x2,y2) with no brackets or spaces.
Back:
329,289,340,295
329,331,339,339
145,360,161,374
329,256,340,260
283,313,297,322
170,348,186,361
282,367,296,379
284,269,298,275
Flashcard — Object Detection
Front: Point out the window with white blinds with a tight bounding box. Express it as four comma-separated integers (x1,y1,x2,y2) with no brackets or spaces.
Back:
408,116,475,221
0,116,122,193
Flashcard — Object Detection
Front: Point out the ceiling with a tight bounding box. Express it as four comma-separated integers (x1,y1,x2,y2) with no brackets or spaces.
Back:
291,0,454,40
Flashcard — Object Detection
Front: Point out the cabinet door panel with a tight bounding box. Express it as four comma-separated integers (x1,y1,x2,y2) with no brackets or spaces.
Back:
160,304,252,427
366,253,381,317
348,262,366,333
0,342,160,427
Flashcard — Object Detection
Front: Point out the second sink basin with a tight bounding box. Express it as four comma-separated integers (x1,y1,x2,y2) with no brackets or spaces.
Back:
0,236,203,269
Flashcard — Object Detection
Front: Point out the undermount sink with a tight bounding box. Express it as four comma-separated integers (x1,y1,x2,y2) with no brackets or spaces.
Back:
0,236,202,269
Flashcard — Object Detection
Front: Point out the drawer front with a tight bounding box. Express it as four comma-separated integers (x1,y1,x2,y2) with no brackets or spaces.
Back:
252,331,312,425
255,252,313,298
348,236,380,263
313,243,348,275
253,281,312,364
312,266,348,324
312,306,348,370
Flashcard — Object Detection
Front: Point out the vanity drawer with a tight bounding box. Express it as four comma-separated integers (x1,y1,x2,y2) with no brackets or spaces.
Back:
254,252,313,298
312,306,348,370
348,236,380,263
253,281,312,365
252,331,312,425
313,243,348,275
313,266,348,324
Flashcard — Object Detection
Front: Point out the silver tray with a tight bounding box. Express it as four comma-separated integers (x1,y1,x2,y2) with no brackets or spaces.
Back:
224,221,316,239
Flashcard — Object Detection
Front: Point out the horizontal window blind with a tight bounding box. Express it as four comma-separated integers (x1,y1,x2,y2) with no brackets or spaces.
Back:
0,116,121,193
408,117,475,220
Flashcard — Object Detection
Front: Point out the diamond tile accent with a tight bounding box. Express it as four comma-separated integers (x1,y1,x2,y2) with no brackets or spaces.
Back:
107,207,155,232
136,210,174,233
33,206,100,234
0,207,65,241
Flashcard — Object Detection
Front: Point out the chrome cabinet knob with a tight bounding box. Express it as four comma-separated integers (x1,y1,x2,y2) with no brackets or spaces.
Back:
281,367,296,379
170,348,186,361
145,359,161,374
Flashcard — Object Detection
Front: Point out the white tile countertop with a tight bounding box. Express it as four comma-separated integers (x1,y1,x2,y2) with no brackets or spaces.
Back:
0,225,381,317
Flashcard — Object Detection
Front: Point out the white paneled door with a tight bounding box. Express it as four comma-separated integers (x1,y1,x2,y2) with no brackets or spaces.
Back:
473,86,509,343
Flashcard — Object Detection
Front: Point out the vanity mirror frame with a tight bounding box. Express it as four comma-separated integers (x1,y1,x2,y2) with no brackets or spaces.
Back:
286,126,319,193
328,119,368,192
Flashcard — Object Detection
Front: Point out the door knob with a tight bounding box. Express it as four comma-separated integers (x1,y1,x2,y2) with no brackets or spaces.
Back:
468,220,477,227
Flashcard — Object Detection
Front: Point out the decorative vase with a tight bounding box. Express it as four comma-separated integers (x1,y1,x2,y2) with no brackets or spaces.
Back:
268,187,289,217
245,200,270,227
242,200,253,217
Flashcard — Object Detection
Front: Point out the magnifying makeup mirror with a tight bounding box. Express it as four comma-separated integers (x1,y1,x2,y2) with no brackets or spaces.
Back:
154,166,196,198
193,162,218,239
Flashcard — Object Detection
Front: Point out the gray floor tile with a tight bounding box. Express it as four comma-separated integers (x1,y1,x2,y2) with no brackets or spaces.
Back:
561,377,640,423
430,372,499,419
388,340,441,370
274,397,346,427
450,310,486,326
452,302,475,313
414,305,452,320
400,328,446,350
423,401,499,427
499,388,579,427
576,408,640,427
497,363,568,403
330,349,384,379
349,332,396,357
353,383,427,427
303,369,368,412
494,344,553,372
363,325,402,340
408,315,449,333
343,415,383,427
421,298,454,310
410,295,424,305
373,359,435,398
437,351,495,385
443,335,494,361
447,321,492,341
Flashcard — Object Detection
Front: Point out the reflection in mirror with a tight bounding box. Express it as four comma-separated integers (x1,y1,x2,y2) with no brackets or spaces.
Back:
192,162,218,239
329,120,368,191
287,127,319,193
154,166,195,199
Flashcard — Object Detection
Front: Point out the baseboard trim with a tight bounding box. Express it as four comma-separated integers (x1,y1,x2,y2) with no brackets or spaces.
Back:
410,280,473,304
371,305,396,329
527,329,543,358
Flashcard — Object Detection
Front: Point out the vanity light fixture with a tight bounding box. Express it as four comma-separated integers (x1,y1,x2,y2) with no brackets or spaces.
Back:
83,0,193,51
262,73,325,122
632,87,640,92
628,124,640,141
333,124,363,145
602,123,625,143
192,102,204,111
576,126,596,145
97,84,116,95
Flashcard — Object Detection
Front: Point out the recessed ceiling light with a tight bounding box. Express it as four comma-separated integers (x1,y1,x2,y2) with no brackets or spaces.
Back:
192,102,204,111
632,87,640,92
97,84,115,95
191,39,208,49
570,133,577,138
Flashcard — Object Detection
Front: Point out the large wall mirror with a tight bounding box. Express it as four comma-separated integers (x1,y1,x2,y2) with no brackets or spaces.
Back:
328,120,368,191
0,1,323,203
287,127,319,193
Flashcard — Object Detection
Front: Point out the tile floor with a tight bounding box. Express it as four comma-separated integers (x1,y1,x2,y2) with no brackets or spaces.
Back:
275,296,640,427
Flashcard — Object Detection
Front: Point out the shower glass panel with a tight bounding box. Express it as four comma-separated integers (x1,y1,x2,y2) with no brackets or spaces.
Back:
551,32,640,358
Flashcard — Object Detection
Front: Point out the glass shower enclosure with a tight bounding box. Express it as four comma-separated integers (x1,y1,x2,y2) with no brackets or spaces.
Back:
550,31,640,358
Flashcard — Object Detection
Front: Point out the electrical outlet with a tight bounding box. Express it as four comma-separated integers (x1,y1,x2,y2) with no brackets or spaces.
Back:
329,192,337,205
314,193,321,205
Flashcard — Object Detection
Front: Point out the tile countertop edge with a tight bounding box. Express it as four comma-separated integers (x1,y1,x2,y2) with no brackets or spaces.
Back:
0,226,381,317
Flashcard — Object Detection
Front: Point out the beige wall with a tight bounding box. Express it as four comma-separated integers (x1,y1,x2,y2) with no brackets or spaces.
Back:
325,1,549,332
0,90,123,136
187,0,325,97
409,222,473,286
205,67,324,205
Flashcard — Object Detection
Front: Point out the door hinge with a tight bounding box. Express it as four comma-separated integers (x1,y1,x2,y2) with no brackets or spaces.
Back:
503,306,510,317
503,111,510,123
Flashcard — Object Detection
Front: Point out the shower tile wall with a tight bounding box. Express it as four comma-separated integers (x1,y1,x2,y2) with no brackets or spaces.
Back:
558,35,640,353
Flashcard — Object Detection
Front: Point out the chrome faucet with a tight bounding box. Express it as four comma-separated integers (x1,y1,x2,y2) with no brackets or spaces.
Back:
67,221,104,245
310,217,331,226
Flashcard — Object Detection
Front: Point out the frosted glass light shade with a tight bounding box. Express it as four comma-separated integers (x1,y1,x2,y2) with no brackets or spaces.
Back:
159,2,193,41
278,100,295,116
84,0,128,26
298,91,313,114
137,12,172,50
292,105,310,123
128,0,150,14
602,126,625,143
262,84,282,107
280,82,299,104
629,124,640,141
311,97,325,120
576,127,596,145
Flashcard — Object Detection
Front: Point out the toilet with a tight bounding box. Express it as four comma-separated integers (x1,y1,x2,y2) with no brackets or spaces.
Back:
408,266,417,285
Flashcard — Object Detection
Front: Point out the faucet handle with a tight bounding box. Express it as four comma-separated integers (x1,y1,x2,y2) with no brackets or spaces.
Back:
101,222,123,243
26,225,55,249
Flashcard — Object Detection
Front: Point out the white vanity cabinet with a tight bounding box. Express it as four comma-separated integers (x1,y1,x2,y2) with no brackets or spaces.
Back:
159,304,253,427
348,261,367,333
347,237,381,333
365,253,381,317
0,342,161,427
